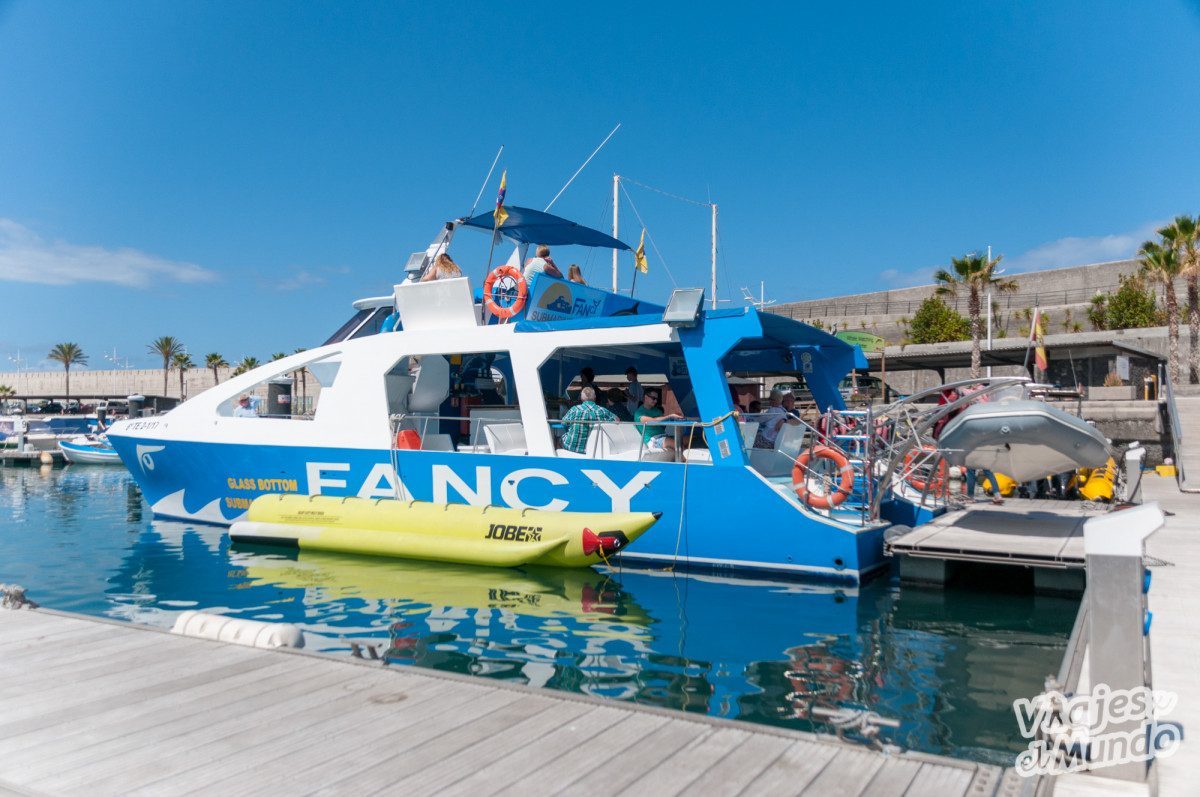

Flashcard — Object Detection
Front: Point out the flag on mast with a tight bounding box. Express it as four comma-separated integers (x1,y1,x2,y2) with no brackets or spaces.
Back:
634,228,648,273
1032,308,1048,372
493,170,508,228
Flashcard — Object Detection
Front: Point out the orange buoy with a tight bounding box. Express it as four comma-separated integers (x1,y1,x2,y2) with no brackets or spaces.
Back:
902,445,947,493
483,265,529,319
792,446,855,509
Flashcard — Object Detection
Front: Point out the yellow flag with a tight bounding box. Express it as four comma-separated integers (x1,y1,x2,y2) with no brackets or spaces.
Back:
634,228,648,273
493,170,508,228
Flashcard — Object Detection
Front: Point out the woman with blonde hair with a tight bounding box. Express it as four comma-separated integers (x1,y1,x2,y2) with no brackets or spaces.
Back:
567,264,586,284
421,252,463,282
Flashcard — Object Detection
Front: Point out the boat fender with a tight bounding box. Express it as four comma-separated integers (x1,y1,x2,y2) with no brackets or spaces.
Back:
483,265,528,319
395,429,421,449
792,446,854,509
170,610,304,649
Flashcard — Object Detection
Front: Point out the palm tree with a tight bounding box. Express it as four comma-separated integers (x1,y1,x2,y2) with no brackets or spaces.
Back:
1139,240,1183,383
1159,216,1200,383
148,336,185,397
172,352,194,400
232,356,260,377
47,343,87,400
270,352,287,361
0,384,16,398
933,252,1018,377
205,352,228,385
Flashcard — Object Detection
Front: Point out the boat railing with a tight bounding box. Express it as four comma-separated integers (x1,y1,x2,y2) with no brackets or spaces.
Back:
1160,363,1187,490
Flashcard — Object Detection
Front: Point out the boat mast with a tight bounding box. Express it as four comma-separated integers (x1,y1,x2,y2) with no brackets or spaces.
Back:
612,173,620,293
710,202,718,309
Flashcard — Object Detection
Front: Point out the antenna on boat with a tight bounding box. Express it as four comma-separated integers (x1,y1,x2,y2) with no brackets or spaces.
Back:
544,123,621,212
741,282,776,311
467,145,504,219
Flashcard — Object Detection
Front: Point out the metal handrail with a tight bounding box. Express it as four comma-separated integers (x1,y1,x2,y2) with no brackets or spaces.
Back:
1160,364,1188,490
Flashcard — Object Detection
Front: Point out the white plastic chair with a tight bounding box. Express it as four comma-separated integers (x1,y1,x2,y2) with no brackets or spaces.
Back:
585,423,646,460
421,433,454,451
484,423,527,455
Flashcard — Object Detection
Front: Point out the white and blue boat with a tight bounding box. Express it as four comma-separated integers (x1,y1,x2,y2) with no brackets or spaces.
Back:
58,435,123,465
107,207,901,584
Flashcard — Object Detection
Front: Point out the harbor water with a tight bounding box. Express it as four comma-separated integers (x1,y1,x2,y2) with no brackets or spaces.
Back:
1,465,1078,765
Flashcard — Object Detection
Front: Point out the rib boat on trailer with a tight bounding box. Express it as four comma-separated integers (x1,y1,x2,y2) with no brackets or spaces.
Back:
106,207,895,583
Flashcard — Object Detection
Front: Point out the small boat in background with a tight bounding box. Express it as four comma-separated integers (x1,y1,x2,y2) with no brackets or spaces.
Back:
938,399,1110,483
58,436,123,465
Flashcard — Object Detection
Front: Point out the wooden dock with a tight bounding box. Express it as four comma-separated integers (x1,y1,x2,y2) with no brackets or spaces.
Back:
886,498,1106,592
0,608,1011,796
0,449,63,467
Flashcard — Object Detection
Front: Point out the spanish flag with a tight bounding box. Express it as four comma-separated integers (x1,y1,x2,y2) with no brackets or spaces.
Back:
634,228,648,273
493,170,508,228
1033,308,1048,372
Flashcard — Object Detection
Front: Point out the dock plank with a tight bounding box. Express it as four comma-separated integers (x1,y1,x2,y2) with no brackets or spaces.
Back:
618,726,751,796
496,712,671,795
859,757,922,796
440,704,629,796
903,761,976,796
740,739,840,793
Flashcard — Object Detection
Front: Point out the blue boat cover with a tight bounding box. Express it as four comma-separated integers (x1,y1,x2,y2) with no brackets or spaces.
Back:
460,206,631,250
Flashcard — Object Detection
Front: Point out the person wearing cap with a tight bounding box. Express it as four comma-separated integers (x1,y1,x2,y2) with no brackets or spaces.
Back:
233,394,257,418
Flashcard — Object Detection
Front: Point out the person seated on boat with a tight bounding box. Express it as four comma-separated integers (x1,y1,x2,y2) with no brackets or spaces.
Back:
567,264,586,284
754,389,799,448
420,252,463,282
568,367,597,404
559,386,618,454
622,367,644,414
522,245,564,281
233,394,257,418
606,388,634,422
932,387,960,438
635,390,684,453
747,399,763,414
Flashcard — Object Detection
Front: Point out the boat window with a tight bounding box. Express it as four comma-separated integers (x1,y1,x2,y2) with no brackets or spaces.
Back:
382,351,519,452
538,342,707,462
322,306,393,345
218,352,341,420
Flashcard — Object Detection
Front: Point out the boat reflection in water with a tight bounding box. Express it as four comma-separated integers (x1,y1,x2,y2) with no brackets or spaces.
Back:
225,541,1073,763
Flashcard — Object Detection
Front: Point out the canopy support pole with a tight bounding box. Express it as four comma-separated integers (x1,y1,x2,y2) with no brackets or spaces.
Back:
612,173,620,293
711,203,718,309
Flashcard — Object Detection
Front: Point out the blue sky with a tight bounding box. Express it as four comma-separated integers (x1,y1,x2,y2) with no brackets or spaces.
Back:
2,1,1199,372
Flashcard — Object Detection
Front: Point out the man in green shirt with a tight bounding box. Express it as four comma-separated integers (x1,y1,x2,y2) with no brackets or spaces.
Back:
634,390,684,452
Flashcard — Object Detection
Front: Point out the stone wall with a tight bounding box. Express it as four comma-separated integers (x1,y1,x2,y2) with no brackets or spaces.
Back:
771,259,1148,344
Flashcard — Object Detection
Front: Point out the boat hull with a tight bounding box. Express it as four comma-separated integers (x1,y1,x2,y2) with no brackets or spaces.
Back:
58,440,123,465
106,435,887,584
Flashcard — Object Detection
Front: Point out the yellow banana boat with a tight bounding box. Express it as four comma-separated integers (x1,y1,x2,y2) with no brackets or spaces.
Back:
229,494,660,568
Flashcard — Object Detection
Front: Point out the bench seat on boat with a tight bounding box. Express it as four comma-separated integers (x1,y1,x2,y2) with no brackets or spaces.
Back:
483,423,527,455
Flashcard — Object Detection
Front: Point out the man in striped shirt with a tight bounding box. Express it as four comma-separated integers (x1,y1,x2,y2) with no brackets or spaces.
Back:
560,386,618,454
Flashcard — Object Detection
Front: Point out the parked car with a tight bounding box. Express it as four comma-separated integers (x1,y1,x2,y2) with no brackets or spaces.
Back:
839,374,904,403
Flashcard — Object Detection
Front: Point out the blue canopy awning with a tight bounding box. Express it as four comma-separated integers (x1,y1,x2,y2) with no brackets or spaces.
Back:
459,206,631,250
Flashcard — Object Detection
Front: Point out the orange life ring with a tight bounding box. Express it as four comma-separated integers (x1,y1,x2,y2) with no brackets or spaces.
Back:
903,445,947,493
792,446,855,509
483,265,528,319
